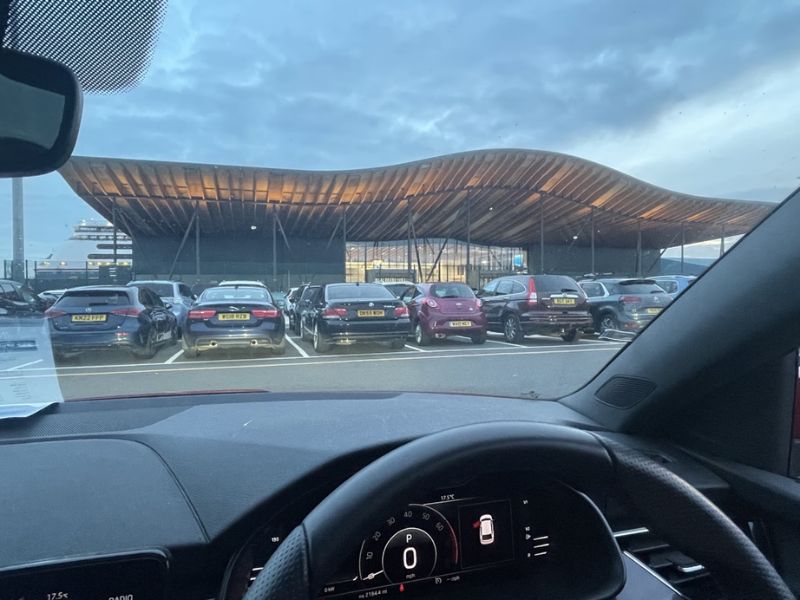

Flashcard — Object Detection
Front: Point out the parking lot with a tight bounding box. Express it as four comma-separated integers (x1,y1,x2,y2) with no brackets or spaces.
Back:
1,324,625,401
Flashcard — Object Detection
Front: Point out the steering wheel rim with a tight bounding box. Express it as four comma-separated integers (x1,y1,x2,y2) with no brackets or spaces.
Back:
243,422,794,600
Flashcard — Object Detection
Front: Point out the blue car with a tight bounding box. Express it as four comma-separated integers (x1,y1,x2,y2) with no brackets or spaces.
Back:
46,286,178,360
182,286,285,358
127,280,195,336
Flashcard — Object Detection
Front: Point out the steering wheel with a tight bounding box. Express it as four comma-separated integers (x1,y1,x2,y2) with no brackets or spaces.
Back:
243,422,794,600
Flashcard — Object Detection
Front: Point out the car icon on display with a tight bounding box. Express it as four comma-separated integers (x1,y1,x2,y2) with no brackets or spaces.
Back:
479,514,494,546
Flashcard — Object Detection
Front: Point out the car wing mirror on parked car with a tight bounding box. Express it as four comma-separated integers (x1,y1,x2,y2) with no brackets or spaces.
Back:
164,303,173,309
0,49,83,177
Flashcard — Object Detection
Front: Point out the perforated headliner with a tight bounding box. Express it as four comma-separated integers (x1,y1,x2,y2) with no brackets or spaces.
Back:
1,0,167,92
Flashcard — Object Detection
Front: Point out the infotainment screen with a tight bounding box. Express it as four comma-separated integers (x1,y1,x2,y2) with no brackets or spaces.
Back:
0,551,167,600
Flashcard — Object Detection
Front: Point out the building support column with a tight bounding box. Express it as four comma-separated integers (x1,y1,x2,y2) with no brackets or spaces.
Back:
720,223,726,256
272,207,278,288
590,206,596,275
539,195,545,273
112,197,118,266
465,196,471,284
680,223,685,275
195,199,201,277
636,220,642,277
12,178,24,282
406,199,413,277
168,205,199,280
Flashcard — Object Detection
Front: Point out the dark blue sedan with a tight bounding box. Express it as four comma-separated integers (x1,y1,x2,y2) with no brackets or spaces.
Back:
46,286,178,360
182,286,285,358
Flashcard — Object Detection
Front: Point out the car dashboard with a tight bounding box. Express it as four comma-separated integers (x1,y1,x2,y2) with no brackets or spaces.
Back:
0,391,724,599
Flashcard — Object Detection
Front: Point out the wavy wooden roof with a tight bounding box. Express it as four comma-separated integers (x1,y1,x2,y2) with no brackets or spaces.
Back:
60,150,773,248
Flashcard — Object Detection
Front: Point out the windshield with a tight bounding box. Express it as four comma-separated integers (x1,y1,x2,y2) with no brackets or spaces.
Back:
201,288,271,303
430,284,475,299
327,284,395,301
1,0,793,404
56,290,131,307
136,283,174,298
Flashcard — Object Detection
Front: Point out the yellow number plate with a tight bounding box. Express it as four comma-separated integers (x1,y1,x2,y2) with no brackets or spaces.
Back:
71,314,107,322
552,298,576,306
357,310,385,317
646,308,662,315
218,313,250,321
448,321,472,328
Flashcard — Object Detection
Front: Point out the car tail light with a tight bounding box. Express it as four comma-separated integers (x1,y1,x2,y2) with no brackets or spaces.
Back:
251,308,279,319
322,307,348,319
394,305,409,317
111,307,142,317
188,308,216,319
44,308,66,319
475,298,483,308
525,278,538,309
619,295,642,305
425,298,438,308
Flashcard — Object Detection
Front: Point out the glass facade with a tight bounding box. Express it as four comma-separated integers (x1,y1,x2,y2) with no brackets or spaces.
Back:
345,238,527,285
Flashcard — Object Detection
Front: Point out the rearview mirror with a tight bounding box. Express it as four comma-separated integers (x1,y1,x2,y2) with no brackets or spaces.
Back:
0,49,82,177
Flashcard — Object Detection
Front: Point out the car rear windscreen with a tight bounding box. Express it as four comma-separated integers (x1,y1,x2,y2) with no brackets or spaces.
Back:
327,284,395,300
430,283,475,298
57,290,131,307
202,288,271,302
137,283,174,297
533,275,581,293
609,281,665,294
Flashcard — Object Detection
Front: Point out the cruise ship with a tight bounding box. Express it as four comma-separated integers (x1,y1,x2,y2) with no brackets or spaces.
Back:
36,219,133,273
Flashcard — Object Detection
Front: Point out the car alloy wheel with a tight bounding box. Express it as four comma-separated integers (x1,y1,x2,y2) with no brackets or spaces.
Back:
504,314,523,343
600,315,619,332
313,323,330,353
414,323,430,346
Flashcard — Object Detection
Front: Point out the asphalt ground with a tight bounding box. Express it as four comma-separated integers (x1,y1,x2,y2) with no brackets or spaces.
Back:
1,325,625,401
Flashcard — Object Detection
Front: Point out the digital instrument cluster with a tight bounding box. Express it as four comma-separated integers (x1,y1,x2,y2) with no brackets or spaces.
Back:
223,486,552,600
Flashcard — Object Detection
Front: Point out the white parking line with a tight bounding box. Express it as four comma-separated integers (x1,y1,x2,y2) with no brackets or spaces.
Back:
0,346,618,381
486,339,526,348
164,349,184,364
5,358,43,371
285,336,310,358
404,344,428,353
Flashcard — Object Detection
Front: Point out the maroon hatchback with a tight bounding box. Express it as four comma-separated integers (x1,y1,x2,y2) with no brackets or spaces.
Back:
399,282,487,345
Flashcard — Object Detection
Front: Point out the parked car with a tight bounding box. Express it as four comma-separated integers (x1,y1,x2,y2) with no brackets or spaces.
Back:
219,279,268,289
400,282,486,345
128,280,195,335
182,286,285,358
0,280,46,317
578,278,671,333
479,274,591,342
382,281,416,298
299,283,411,353
652,275,696,299
293,284,320,335
46,286,178,359
272,291,288,310
38,289,66,306
285,286,306,333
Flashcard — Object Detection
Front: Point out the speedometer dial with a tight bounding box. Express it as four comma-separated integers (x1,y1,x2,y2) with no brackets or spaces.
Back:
358,504,458,585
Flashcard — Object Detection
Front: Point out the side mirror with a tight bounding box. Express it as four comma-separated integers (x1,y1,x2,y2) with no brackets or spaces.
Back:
0,49,83,177
191,294,198,301
164,302,173,310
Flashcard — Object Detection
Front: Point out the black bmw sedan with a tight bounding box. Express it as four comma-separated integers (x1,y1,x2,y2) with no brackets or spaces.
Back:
182,286,285,358
299,283,411,353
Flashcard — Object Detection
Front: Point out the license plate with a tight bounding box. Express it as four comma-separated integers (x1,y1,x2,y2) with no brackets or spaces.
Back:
71,314,107,322
552,298,576,306
357,310,385,318
218,313,250,321
646,308,662,315
448,320,472,328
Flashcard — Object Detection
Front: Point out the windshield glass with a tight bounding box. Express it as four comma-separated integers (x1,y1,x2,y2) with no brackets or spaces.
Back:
327,284,395,301
1,0,793,404
201,288,271,303
430,284,475,299
137,283,174,298
56,290,131,307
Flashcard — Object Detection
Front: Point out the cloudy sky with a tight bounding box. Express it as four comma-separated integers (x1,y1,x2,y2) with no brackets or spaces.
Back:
2,0,799,259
